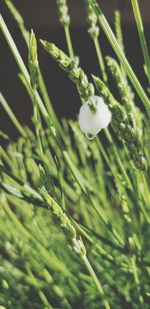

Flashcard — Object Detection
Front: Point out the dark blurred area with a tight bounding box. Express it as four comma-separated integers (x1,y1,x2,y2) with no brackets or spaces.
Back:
0,0,150,141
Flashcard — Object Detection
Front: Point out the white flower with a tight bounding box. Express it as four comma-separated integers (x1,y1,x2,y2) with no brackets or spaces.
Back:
73,238,86,257
73,239,83,254
78,96,111,140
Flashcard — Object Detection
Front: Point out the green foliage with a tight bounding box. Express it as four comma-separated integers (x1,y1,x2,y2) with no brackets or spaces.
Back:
0,1,150,308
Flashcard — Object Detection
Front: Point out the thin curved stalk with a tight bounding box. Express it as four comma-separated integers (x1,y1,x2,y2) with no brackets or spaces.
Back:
131,0,150,83
0,92,27,138
64,25,75,60
93,37,108,83
82,254,111,309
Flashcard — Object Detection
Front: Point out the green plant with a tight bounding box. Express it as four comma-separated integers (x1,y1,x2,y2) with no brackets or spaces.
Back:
0,0,150,308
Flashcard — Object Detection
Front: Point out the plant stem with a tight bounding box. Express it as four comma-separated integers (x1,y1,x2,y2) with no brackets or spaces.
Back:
82,254,110,309
131,255,144,307
88,0,150,116
96,138,119,182
0,146,15,170
131,0,150,83
38,70,64,138
33,93,44,159
26,267,53,309
64,25,75,60
104,129,133,190
0,92,27,138
93,37,107,83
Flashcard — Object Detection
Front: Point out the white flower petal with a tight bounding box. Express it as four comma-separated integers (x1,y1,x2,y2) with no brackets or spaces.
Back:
78,96,111,138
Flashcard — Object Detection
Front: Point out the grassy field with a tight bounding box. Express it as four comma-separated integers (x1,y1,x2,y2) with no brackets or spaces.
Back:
0,0,150,308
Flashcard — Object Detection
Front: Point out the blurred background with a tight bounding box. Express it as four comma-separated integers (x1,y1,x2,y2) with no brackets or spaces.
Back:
0,0,150,141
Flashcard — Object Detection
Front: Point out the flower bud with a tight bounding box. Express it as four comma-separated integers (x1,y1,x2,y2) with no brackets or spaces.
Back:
78,96,111,140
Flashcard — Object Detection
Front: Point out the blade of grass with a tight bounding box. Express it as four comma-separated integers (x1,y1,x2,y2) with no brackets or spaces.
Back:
82,254,110,309
0,92,27,138
131,0,150,82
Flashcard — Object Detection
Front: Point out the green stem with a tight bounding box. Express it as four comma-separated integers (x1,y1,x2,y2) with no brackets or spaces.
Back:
104,129,133,190
0,14,30,84
0,92,27,138
82,254,111,309
0,146,15,170
33,93,44,159
38,70,64,137
88,0,150,116
93,37,108,83
96,138,117,177
64,24,85,107
64,25,75,60
131,0,150,82
131,255,144,307
26,267,53,309
142,172,150,206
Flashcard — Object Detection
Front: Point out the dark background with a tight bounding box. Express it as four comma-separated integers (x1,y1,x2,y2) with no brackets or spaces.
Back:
0,0,150,141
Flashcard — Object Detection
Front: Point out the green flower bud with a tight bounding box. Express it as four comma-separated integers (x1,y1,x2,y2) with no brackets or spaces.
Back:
93,75,147,170
28,30,40,90
56,0,70,27
85,0,99,39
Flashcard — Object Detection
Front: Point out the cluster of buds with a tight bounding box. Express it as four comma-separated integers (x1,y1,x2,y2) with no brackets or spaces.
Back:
106,57,136,125
41,40,95,101
85,0,99,39
40,189,76,239
115,179,132,245
56,0,70,27
93,76,147,170
73,238,86,258
114,10,124,51
40,189,87,257
28,30,40,90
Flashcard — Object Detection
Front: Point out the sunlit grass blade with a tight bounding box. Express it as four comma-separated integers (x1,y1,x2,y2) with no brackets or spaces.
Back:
131,0,150,82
